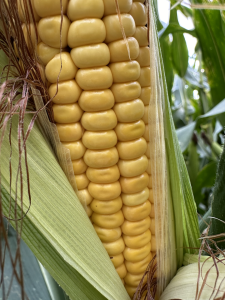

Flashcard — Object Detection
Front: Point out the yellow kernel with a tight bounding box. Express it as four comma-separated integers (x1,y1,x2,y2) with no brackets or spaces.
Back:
79,90,115,112
136,47,150,67
77,188,93,206
93,225,122,243
140,87,151,105
117,137,147,159
149,189,154,203
67,0,104,21
72,159,87,175
45,52,77,84
142,105,149,124
110,61,140,83
76,67,113,90
91,197,122,215
150,204,155,218
143,125,149,142
86,166,120,184
146,160,151,174
91,211,124,229
150,218,155,235
124,272,147,287
122,187,149,206
116,263,127,279
145,143,150,158
37,42,61,66
103,237,125,256
103,0,132,16
38,15,70,48
88,182,121,200
49,80,82,104
134,26,148,47
118,155,148,178
115,120,145,142
75,174,89,190
123,200,151,222
120,172,149,194
34,0,68,18
124,285,137,298
82,131,117,150
81,110,117,131
111,82,141,103
84,148,119,168
125,252,152,274
62,140,86,160
70,43,110,69
114,99,144,123
124,230,151,249
138,67,151,87
122,217,151,236
53,103,83,124
86,205,93,217
68,19,106,48
110,253,124,268
148,175,153,189
124,243,151,263
129,2,147,26
109,37,139,63
103,14,135,43
56,122,83,142
37,42,60,65
151,235,156,252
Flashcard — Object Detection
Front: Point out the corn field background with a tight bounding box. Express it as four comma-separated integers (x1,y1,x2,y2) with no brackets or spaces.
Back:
157,0,225,216
1,0,225,299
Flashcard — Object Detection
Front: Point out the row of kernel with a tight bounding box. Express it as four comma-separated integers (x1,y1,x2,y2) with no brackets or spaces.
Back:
88,0,136,284
33,0,95,215
121,1,153,298
130,0,156,255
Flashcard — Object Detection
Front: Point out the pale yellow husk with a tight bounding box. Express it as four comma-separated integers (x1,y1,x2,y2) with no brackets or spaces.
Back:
160,256,225,300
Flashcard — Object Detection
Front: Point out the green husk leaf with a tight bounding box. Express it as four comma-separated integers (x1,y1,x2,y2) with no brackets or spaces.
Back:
210,144,225,249
1,115,130,300
160,36,174,104
150,1,200,295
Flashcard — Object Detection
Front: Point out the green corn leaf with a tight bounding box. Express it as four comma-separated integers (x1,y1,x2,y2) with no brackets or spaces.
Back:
170,10,189,78
192,1,225,125
192,161,217,206
1,115,130,300
176,99,225,153
159,23,196,39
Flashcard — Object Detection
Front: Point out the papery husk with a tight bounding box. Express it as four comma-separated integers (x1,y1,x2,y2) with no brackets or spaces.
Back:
1,113,130,300
147,0,200,297
160,256,225,300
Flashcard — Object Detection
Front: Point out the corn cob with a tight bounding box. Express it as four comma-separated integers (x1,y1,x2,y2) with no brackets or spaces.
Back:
28,0,154,297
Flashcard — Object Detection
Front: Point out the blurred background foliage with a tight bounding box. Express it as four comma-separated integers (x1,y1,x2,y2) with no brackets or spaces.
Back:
156,0,225,215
